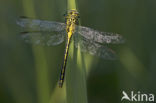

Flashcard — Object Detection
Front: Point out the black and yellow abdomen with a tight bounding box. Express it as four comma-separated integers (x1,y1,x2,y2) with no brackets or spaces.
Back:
59,34,72,88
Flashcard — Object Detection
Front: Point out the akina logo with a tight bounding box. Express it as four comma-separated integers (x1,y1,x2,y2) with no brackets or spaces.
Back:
121,91,155,102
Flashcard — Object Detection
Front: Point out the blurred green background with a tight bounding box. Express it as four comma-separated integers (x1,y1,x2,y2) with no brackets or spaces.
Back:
0,0,156,103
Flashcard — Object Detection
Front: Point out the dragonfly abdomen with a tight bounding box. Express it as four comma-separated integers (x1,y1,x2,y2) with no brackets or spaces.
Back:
59,37,71,88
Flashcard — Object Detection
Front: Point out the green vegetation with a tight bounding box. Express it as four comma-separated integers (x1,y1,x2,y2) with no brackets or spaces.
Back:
0,0,156,103
66,0,88,103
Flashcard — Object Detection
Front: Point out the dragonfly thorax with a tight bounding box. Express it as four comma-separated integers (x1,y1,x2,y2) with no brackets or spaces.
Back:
65,10,80,33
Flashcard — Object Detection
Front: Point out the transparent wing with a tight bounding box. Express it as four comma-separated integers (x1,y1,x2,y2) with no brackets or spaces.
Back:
16,17,66,32
74,34,117,60
76,26,125,44
20,31,65,46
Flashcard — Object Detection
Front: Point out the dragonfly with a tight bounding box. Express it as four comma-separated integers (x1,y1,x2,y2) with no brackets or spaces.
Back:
16,9,124,88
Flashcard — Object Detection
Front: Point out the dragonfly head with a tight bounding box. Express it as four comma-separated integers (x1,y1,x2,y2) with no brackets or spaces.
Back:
65,9,80,25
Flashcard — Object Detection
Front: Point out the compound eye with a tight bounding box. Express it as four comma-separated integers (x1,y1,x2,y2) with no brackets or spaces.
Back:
63,13,67,17
63,11,68,17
